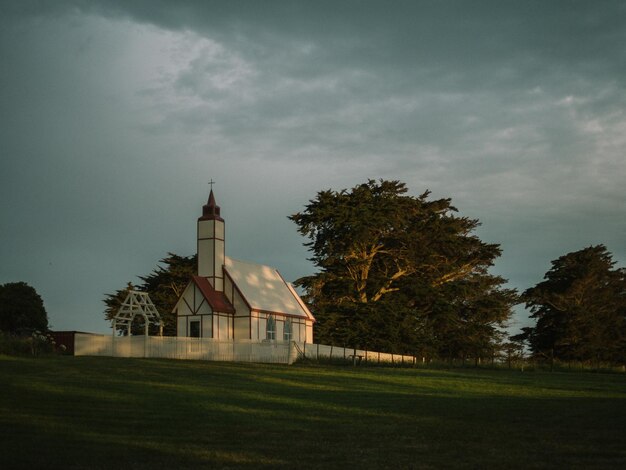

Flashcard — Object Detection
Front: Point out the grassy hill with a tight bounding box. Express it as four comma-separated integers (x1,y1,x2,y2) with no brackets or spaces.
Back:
1,355,625,469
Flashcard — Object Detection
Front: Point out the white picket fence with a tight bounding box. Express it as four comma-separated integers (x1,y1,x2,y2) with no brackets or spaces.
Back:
75,334,296,363
74,333,416,365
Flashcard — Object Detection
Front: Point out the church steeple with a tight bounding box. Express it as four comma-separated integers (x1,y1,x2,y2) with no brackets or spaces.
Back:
200,190,224,221
197,187,225,291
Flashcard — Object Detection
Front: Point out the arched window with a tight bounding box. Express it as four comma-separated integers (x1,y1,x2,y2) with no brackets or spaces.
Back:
283,318,292,341
266,315,276,340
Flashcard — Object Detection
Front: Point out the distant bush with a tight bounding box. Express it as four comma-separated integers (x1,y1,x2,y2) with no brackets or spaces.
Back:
0,333,32,355
0,331,61,356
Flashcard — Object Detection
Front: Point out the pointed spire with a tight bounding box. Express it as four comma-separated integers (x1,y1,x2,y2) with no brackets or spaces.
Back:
200,189,224,221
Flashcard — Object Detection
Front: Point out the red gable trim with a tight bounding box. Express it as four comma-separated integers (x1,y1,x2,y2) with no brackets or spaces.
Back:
276,269,316,322
192,276,235,314
223,267,253,311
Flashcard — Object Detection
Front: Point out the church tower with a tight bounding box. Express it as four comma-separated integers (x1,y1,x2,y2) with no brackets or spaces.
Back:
197,189,225,291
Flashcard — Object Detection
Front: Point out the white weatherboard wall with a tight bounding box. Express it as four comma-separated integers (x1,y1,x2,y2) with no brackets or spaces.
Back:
198,217,225,291
74,334,417,365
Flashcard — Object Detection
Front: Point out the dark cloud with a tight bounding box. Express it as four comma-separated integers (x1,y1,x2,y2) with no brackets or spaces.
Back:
1,0,625,334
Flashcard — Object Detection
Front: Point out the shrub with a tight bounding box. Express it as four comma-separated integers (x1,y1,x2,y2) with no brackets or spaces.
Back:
0,331,58,356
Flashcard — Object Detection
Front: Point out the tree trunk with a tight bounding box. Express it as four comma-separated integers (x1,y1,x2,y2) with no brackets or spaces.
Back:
550,348,554,373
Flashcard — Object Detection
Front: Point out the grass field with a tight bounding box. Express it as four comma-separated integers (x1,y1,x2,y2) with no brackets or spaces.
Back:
1,356,625,469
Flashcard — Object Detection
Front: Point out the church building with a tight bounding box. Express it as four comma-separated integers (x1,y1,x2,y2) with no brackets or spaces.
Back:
172,189,315,343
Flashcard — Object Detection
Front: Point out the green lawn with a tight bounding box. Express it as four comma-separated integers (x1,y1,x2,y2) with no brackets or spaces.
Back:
1,356,625,469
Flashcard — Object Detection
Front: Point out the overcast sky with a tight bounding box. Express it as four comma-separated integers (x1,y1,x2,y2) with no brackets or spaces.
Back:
1,0,625,335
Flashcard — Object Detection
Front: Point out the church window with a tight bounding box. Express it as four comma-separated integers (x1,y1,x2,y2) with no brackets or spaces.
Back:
283,318,292,341
189,320,200,338
266,315,276,340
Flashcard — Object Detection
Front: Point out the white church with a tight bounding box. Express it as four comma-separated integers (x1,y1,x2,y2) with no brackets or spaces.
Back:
172,189,315,343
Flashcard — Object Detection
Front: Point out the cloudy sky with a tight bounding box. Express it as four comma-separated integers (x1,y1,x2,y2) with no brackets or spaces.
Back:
1,0,625,335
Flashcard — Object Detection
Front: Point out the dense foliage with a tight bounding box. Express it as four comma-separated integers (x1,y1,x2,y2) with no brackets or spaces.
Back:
290,179,517,358
0,281,48,334
104,253,196,335
518,245,626,364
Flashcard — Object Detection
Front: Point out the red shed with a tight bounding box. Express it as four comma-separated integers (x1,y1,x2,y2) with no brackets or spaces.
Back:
49,331,96,356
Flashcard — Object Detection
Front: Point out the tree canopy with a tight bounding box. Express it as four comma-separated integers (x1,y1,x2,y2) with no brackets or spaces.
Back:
104,253,196,335
0,282,48,334
290,179,517,357
518,245,626,364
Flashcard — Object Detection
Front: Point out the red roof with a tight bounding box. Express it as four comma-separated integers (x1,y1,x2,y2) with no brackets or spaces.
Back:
192,276,235,314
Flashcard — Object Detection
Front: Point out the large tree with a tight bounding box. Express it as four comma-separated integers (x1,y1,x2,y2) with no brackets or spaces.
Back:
290,179,516,357
519,245,626,365
104,253,196,335
0,282,48,334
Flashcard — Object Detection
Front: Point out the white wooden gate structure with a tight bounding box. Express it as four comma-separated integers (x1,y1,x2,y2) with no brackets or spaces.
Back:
113,290,163,336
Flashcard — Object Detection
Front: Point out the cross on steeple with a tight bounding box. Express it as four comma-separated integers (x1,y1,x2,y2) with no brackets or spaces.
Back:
200,180,223,221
